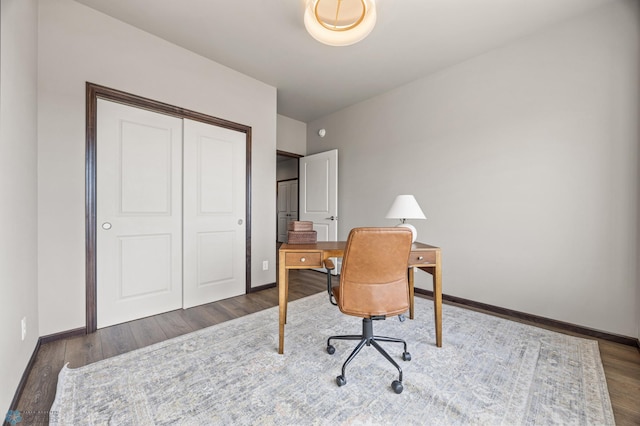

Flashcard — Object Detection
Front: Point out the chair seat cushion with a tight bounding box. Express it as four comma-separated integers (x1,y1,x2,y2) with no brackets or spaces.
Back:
332,284,408,318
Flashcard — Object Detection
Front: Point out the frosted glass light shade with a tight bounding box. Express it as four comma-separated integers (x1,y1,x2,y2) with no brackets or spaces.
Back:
385,195,426,220
304,0,377,47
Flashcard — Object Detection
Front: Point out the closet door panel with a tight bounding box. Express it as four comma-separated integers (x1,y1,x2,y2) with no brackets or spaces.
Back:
96,99,183,328
183,119,246,308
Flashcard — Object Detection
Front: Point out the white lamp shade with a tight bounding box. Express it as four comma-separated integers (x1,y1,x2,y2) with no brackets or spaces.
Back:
385,195,426,220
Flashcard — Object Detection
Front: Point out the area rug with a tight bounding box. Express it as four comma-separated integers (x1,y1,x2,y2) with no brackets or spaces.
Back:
50,293,614,425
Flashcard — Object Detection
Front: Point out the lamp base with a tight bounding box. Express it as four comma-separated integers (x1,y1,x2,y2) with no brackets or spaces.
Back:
396,223,417,243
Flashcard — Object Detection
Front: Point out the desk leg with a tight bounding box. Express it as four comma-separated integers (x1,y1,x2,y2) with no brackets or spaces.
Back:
417,264,443,348
434,252,443,348
408,267,415,320
278,259,288,355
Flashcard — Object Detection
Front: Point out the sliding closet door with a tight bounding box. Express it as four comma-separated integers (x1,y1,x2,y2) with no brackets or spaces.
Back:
96,99,183,328
182,119,246,308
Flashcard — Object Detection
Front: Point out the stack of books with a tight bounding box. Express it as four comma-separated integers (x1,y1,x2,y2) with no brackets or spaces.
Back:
287,221,317,244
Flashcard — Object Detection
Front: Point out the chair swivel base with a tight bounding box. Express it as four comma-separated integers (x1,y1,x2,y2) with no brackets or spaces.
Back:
327,317,411,394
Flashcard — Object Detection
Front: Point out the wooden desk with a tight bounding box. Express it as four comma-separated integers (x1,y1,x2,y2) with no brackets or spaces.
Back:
277,241,442,354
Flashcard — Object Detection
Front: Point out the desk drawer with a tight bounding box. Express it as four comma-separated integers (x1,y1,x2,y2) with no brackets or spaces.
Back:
285,252,322,268
409,250,436,266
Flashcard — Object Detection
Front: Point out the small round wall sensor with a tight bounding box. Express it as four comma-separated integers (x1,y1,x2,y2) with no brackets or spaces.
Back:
318,128,326,138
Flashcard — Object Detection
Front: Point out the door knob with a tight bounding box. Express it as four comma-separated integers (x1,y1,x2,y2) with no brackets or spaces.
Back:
102,222,112,230
326,216,338,221
238,219,243,225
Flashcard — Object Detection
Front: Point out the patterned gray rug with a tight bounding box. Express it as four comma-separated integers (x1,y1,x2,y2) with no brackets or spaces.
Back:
51,293,614,425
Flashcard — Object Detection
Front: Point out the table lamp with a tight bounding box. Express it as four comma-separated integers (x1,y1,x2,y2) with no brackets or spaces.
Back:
385,194,426,242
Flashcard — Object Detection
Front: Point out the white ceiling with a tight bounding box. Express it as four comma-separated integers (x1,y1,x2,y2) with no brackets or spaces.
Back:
72,0,614,123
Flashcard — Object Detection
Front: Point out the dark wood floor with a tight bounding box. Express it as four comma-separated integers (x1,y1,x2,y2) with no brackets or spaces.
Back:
12,270,640,425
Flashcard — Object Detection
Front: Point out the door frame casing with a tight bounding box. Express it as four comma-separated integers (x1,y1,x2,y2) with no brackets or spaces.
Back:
85,83,252,333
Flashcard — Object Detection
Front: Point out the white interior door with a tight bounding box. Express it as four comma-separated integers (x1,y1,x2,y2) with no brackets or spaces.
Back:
277,181,289,243
277,180,298,243
97,99,183,328
289,180,298,228
299,149,338,241
182,119,246,309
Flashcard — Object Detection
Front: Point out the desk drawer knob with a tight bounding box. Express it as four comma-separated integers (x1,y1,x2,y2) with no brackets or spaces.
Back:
418,256,424,260
300,257,306,262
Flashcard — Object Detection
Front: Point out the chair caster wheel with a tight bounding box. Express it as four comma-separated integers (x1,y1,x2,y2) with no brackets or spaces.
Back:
336,375,347,387
327,345,336,355
391,380,403,394
402,352,411,361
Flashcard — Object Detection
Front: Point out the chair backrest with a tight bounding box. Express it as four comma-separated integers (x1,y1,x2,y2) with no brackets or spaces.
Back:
338,227,413,318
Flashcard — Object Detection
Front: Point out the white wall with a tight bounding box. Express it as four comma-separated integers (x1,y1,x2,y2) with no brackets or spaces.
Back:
37,0,277,336
277,114,306,155
308,1,639,338
276,113,305,194
277,159,299,182
0,0,39,412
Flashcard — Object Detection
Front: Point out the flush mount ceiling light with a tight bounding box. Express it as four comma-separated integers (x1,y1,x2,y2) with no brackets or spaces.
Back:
304,0,377,47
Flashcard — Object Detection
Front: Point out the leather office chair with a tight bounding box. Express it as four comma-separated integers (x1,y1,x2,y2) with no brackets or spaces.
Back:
323,227,413,394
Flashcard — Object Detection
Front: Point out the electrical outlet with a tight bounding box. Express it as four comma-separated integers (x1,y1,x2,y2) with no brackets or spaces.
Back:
262,260,269,271
21,317,27,341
